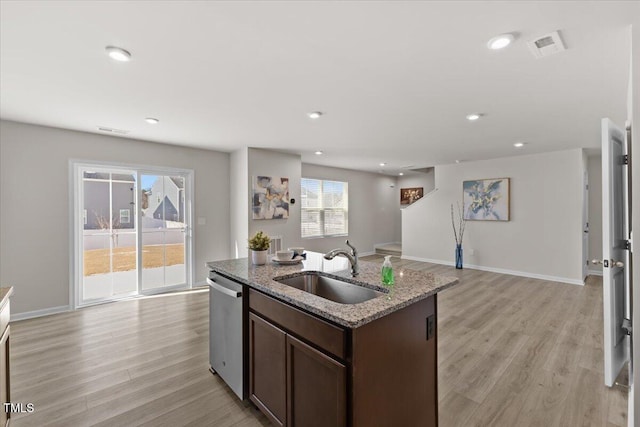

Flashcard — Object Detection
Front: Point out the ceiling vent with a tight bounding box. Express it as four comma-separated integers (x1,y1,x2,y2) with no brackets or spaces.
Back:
527,31,566,59
97,126,129,135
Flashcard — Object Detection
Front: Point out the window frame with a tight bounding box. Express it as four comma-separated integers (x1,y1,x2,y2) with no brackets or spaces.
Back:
300,178,348,239
119,208,131,224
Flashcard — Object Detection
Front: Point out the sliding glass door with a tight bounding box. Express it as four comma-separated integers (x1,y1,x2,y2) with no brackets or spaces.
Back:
75,164,192,307
81,169,138,302
140,174,187,290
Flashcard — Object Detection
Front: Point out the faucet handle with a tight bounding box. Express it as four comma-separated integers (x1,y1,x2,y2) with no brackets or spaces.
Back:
345,240,357,255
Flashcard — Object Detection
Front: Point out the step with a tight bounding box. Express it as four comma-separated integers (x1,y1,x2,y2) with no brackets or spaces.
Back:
375,243,402,257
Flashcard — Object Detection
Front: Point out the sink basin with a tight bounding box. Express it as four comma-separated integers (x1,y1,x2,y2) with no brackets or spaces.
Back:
274,272,386,304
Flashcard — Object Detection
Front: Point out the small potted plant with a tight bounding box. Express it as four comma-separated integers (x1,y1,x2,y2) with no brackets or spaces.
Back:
248,231,270,265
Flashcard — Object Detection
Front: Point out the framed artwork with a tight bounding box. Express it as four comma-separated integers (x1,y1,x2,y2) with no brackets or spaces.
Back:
400,187,424,205
463,178,510,221
252,176,290,220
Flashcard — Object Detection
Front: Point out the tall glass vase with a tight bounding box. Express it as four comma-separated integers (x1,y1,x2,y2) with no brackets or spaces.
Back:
455,244,463,269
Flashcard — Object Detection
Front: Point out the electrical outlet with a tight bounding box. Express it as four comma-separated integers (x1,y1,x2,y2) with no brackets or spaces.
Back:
468,248,475,255
426,315,435,340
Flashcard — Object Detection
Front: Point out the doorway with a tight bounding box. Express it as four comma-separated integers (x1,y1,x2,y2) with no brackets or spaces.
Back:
72,162,193,307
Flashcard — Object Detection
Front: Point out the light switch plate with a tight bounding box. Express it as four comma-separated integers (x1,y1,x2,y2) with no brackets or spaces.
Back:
197,217,206,225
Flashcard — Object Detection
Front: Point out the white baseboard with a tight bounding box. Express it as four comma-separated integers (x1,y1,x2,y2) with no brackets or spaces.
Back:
11,305,71,322
358,251,376,257
401,255,584,286
588,269,603,277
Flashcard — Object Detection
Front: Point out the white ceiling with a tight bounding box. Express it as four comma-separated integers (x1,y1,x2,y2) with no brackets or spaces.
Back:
1,1,637,174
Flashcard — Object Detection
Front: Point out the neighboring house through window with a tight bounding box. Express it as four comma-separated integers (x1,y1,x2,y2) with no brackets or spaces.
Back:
301,178,348,238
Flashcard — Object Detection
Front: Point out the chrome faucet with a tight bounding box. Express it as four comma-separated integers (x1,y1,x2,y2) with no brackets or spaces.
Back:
324,240,359,276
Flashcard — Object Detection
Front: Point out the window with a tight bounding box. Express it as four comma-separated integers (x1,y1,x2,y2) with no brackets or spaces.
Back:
301,178,348,238
119,208,130,224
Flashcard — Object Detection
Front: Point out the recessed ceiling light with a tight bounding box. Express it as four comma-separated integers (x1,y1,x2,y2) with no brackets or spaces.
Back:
514,142,526,148
105,46,132,62
398,172,404,176
487,34,515,50
145,118,159,124
379,162,386,167
307,111,324,119
314,150,323,155
455,160,461,164
466,113,482,121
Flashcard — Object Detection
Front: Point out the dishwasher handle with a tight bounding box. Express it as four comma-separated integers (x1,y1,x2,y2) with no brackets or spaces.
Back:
206,277,242,298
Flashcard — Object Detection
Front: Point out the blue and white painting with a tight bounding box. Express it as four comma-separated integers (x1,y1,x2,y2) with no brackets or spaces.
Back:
463,178,510,221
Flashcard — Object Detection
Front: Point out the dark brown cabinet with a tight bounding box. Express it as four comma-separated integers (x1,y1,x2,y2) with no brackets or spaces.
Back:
286,335,346,427
249,313,287,427
248,287,438,427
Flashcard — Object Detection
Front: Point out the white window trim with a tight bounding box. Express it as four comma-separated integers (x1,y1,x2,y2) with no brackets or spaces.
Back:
301,178,348,239
119,208,131,224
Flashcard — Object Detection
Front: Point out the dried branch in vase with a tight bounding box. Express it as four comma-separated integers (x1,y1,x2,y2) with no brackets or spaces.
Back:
451,202,467,245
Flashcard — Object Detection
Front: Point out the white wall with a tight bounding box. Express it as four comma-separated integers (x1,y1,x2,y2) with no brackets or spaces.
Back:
402,149,585,284
230,147,248,258
301,163,399,254
248,148,302,250
587,155,603,275
397,168,436,242
0,120,230,315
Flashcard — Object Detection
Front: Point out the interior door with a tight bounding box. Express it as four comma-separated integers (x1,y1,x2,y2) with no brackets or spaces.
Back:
601,118,631,387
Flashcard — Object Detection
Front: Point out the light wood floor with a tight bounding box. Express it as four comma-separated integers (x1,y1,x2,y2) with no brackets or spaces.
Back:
9,256,627,426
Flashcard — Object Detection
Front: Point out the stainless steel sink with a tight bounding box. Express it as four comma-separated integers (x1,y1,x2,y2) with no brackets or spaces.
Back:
274,272,386,304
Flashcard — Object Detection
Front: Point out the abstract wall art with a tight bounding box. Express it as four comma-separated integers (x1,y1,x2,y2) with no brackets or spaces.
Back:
252,176,290,220
463,178,510,221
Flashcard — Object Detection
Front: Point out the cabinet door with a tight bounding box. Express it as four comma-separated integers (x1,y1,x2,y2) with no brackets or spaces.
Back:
249,313,287,427
1,326,9,427
286,334,346,427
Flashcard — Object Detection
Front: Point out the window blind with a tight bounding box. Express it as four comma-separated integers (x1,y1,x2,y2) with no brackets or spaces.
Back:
301,178,348,238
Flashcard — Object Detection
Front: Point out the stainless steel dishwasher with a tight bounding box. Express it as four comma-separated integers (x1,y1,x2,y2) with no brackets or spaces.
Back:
207,271,247,400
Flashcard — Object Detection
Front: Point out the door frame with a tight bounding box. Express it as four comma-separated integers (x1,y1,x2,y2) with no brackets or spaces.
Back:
70,159,194,309
583,169,589,281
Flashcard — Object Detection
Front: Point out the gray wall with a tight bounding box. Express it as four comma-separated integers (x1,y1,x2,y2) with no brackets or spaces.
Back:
0,120,230,315
402,149,585,284
397,168,436,242
229,148,403,258
247,148,302,250
301,163,399,254
230,147,249,258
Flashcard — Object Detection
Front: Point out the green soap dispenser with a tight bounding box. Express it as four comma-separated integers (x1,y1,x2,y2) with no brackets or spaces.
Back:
381,255,394,285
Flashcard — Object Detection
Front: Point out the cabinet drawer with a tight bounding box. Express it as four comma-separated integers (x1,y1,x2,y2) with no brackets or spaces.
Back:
0,300,9,336
249,289,346,359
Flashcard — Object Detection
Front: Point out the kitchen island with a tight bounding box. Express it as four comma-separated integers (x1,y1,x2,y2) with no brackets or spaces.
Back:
207,252,458,427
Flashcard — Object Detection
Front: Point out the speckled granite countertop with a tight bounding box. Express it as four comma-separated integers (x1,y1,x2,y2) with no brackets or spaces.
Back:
0,286,14,310
206,252,458,328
